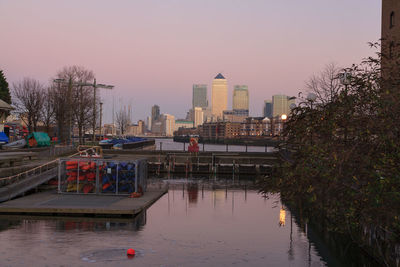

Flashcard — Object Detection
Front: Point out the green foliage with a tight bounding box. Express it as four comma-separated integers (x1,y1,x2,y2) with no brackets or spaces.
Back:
0,70,11,104
262,44,400,239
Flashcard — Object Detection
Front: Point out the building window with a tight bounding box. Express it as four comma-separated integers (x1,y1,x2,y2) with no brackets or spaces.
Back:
390,11,395,28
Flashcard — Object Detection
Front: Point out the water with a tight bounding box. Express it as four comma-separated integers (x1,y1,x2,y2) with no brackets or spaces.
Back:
0,179,376,266
154,138,276,153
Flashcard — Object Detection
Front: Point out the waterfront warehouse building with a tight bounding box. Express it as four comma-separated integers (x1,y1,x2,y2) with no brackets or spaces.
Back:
192,84,208,110
211,73,228,121
232,85,249,116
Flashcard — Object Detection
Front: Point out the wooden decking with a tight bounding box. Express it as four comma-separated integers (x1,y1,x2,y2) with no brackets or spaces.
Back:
0,189,167,217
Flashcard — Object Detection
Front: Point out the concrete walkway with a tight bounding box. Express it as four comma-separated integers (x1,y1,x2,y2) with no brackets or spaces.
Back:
0,189,167,217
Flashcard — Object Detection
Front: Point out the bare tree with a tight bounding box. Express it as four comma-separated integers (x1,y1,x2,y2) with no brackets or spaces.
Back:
12,78,44,133
116,109,129,135
306,63,342,104
52,66,95,143
41,86,56,135
74,84,96,144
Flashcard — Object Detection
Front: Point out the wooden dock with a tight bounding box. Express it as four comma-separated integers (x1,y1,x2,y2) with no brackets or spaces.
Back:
0,189,167,217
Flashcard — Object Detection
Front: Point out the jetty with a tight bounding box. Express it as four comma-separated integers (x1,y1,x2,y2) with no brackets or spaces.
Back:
0,189,166,217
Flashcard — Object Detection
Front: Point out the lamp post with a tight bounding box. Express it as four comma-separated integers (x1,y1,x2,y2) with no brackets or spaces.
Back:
339,70,351,143
280,114,287,139
99,102,103,141
77,79,114,142
306,93,317,145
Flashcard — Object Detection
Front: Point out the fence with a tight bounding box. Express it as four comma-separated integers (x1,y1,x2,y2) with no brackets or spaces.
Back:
58,158,147,195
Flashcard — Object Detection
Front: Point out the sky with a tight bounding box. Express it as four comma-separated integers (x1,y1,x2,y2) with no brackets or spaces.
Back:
0,0,381,123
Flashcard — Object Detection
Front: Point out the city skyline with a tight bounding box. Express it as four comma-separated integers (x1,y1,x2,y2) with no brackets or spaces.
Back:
0,1,381,123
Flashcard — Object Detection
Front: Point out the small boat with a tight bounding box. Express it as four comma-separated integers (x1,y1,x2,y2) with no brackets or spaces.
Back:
2,139,27,149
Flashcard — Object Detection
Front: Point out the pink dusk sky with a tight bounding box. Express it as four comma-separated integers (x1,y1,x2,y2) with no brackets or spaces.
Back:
0,0,381,123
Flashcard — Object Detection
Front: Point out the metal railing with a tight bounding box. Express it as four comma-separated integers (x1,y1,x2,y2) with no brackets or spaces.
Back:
0,147,92,187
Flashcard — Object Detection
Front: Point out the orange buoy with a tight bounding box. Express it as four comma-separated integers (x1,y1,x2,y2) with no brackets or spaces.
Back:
127,248,135,256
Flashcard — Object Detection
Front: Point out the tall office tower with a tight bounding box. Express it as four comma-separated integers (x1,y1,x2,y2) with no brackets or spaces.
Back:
193,84,208,110
233,85,249,116
272,95,291,117
194,107,204,128
162,114,175,137
147,116,152,131
211,73,228,120
151,105,160,123
263,100,273,118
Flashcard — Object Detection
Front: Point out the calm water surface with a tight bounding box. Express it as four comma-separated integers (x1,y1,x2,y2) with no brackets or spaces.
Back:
0,179,372,266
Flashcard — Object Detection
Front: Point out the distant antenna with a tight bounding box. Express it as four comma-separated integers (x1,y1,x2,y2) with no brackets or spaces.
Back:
112,96,115,126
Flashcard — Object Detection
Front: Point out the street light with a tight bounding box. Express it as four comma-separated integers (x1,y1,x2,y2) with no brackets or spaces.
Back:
76,79,114,142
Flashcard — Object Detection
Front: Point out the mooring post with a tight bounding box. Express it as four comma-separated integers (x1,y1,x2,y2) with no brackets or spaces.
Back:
160,142,163,151
202,142,205,152
183,142,186,151
245,144,248,153
265,145,267,152
226,144,228,152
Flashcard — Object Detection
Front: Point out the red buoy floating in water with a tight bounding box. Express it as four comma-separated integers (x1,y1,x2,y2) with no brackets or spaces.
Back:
127,248,136,257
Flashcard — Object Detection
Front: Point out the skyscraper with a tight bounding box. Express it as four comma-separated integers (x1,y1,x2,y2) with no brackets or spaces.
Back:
272,95,292,117
263,100,273,118
233,85,249,116
194,107,204,128
161,114,175,137
211,73,228,120
151,105,160,123
192,84,208,109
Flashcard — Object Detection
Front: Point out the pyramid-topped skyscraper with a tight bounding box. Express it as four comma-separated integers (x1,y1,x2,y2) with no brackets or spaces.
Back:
211,73,227,120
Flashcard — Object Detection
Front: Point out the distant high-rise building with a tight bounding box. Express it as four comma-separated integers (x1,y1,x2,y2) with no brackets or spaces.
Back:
233,85,249,114
263,100,273,118
137,120,145,135
194,107,204,128
162,114,175,137
193,84,208,110
211,73,228,120
147,116,152,131
272,95,290,117
151,105,160,123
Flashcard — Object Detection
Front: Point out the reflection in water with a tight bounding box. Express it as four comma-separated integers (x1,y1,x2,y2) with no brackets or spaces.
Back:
55,211,147,232
187,183,198,204
0,179,378,266
279,207,286,227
